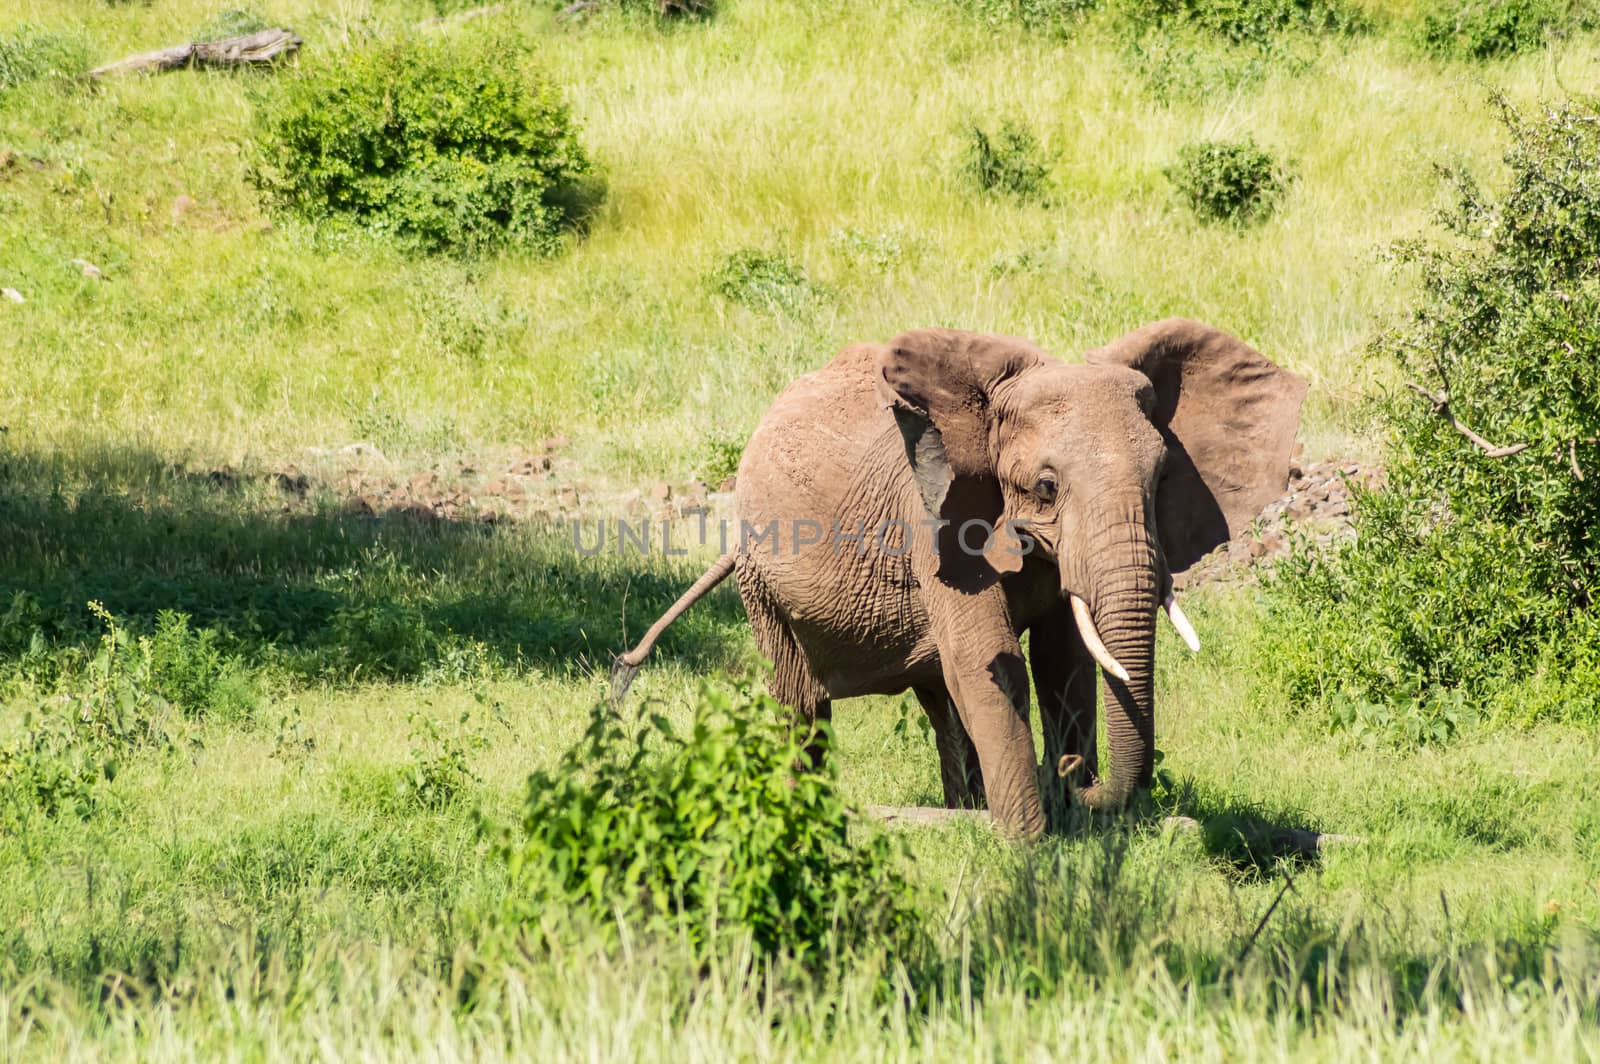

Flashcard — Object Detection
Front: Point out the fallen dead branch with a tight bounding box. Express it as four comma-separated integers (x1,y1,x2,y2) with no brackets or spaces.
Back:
89,29,301,79
862,806,1363,857
1403,381,1531,458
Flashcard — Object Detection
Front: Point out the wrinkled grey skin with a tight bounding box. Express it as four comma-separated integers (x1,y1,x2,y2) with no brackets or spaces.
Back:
614,320,1306,837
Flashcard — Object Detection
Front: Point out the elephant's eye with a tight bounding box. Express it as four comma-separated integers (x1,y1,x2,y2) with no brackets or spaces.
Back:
1033,473,1059,505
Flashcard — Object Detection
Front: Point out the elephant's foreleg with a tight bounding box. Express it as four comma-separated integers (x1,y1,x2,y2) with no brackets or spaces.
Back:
1029,605,1097,824
927,585,1044,838
913,684,985,809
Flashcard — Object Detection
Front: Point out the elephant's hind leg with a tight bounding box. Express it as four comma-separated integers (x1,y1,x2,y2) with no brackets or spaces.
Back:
737,566,832,768
913,684,986,809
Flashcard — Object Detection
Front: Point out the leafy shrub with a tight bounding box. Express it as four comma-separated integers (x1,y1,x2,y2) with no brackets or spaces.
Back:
1,604,180,829
936,0,1099,37
828,225,921,272
1264,96,1600,729
707,248,822,313
195,7,272,41
498,683,926,964
1167,137,1289,225
144,610,258,722
1126,36,1314,105
1412,0,1585,60
0,25,89,92
1117,0,1366,45
326,601,436,677
691,428,745,487
250,34,597,257
961,118,1051,201
545,0,715,19
394,710,484,811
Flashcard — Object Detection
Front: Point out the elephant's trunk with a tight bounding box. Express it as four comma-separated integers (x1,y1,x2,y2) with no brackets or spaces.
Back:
1071,511,1158,810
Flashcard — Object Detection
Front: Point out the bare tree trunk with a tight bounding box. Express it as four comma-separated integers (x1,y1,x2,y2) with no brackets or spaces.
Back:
88,29,301,79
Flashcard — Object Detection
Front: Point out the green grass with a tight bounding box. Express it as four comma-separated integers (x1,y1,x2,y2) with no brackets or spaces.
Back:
4,0,1600,1057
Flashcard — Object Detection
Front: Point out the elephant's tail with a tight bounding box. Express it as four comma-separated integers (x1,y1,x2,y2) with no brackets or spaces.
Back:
609,551,737,703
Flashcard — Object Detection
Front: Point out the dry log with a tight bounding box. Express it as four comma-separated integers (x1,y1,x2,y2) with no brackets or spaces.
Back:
89,29,301,80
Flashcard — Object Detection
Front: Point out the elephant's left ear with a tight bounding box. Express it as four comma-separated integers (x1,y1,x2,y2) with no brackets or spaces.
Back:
1087,318,1307,573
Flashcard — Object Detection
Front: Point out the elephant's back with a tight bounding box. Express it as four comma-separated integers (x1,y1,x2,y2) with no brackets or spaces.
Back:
732,344,939,697
735,343,900,519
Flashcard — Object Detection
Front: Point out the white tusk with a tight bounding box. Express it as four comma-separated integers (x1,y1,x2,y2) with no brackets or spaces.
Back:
1070,594,1131,684
1163,593,1201,653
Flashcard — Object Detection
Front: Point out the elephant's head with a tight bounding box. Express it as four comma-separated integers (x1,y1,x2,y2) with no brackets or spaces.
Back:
875,319,1306,811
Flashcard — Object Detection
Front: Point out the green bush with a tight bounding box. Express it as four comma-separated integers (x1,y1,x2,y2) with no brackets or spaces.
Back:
936,0,1098,37
1412,0,1585,60
543,0,715,19
960,118,1052,201
195,7,272,41
498,683,926,964
0,25,88,92
1117,0,1366,45
1264,95,1600,732
707,248,823,313
1167,137,1289,225
1,605,180,829
691,428,745,487
394,709,484,812
143,610,258,723
250,35,598,257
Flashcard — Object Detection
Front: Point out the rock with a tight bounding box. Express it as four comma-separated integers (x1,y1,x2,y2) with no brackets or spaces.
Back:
272,469,309,496
408,470,438,494
541,435,571,452
338,442,385,462
649,481,672,501
719,475,737,493
173,195,196,218
2,288,22,304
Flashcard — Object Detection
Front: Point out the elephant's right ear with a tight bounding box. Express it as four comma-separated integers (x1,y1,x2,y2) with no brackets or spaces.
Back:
875,330,1045,580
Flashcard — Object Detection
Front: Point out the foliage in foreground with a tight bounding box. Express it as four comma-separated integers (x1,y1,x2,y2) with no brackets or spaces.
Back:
498,684,926,965
1266,94,1600,736
249,32,597,257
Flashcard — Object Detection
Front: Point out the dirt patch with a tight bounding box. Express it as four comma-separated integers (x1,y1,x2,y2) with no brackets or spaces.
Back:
197,444,1377,584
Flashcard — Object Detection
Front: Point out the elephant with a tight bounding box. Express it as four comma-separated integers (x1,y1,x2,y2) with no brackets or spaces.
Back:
611,319,1306,837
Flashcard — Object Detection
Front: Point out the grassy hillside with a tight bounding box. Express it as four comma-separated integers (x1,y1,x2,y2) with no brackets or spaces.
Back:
4,1,1600,1058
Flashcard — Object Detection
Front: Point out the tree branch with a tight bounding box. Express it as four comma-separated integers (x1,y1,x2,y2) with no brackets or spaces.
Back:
1403,381,1531,458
